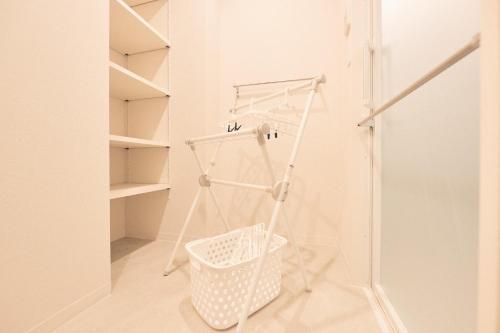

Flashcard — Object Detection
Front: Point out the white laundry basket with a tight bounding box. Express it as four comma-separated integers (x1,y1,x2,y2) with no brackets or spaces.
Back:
185,224,287,330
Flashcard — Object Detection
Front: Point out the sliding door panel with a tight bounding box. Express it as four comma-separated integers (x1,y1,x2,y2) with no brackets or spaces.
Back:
378,0,480,332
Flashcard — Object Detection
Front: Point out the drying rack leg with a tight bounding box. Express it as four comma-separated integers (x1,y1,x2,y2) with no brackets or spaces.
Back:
282,206,311,292
208,187,230,232
237,84,319,332
194,142,230,230
163,187,203,276
164,142,226,276
236,199,284,333
258,141,310,292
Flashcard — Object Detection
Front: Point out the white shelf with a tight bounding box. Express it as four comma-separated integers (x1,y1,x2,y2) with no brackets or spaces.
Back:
110,0,170,55
109,62,170,100
110,183,171,199
110,135,170,148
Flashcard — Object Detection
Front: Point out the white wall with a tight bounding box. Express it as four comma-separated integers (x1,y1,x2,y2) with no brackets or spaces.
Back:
337,0,375,286
0,1,110,332
163,0,373,286
213,0,341,247
160,0,215,244
377,0,480,332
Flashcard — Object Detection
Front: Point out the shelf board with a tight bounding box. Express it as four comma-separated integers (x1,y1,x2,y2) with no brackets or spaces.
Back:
110,135,170,148
110,183,171,199
110,0,170,55
109,62,170,100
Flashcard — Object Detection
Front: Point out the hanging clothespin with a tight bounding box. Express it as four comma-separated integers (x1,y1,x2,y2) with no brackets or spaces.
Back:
227,121,242,132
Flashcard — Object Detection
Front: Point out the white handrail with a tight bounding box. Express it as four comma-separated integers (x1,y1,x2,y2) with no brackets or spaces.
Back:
358,34,481,127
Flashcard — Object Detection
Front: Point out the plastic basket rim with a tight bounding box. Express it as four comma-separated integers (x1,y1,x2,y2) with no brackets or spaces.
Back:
185,228,287,270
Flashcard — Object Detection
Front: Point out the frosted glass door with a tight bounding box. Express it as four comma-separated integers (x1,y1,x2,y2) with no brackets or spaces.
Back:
378,1,480,332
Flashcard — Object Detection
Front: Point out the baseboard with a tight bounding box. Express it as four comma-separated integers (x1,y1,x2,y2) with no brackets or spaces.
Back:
373,284,408,333
363,286,394,333
26,283,110,333
157,231,338,248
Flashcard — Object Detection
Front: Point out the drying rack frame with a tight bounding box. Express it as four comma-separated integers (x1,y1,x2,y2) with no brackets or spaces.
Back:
164,74,326,332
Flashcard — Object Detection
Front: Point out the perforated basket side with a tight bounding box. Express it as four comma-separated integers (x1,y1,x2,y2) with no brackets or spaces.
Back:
187,231,287,330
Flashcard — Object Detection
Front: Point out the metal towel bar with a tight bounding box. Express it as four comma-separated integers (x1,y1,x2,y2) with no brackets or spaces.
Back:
358,34,481,127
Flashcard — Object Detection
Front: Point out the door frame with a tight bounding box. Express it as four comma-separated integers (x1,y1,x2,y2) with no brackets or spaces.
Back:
477,0,500,332
367,0,408,331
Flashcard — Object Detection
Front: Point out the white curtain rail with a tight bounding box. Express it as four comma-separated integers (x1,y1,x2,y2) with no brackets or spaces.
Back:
357,34,481,127
209,178,272,192
232,75,325,112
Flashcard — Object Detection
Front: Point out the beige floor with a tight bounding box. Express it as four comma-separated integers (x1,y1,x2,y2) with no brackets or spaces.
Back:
54,238,383,333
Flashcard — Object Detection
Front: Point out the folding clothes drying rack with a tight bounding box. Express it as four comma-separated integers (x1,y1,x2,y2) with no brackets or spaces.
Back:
164,74,326,332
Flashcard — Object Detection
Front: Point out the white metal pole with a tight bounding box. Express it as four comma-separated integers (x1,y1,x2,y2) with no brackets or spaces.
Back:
282,206,311,291
357,34,480,126
163,187,203,275
187,126,258,145
207,187,231,231
236,199,285,332
191,143,231,231
258,142,276,184
204,142,222,174
233,76,316,88
164,143,222,276
258,139,311,291
287,86,317,166
232,78,319,112
209,178,272,192
236,84,319,332
190,145,205,175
